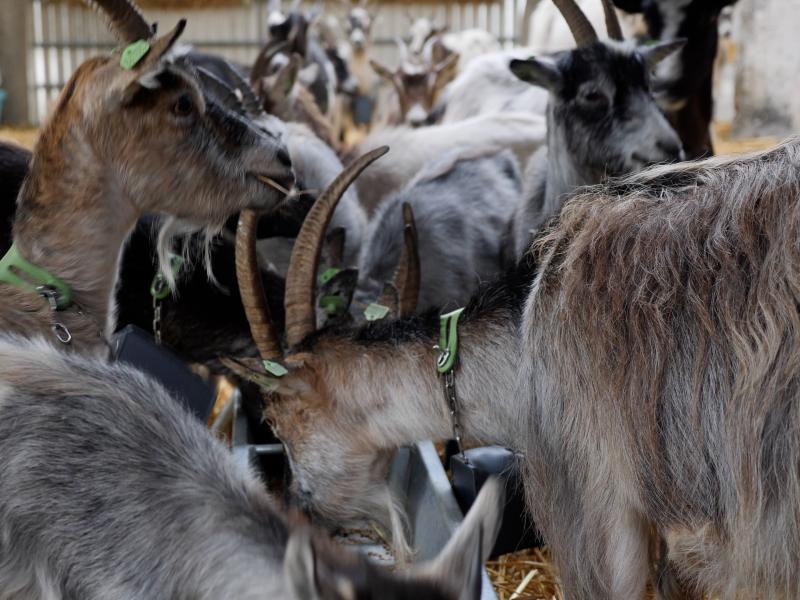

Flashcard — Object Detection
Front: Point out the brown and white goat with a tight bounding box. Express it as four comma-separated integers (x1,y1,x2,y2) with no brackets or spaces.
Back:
1,0,292,353
234,134,800,598
371,38,459,128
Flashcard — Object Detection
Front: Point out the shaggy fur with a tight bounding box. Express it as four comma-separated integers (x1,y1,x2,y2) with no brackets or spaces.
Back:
0,334,501,599
523,137,800,598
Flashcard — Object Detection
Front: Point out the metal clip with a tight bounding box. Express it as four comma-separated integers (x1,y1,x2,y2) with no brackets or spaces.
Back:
38,286,72,345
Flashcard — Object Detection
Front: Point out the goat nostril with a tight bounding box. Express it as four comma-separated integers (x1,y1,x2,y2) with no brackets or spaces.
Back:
277,148,292,169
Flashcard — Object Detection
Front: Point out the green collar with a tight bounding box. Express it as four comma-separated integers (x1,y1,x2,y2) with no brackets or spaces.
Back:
0,244,73,309
436,307,465,374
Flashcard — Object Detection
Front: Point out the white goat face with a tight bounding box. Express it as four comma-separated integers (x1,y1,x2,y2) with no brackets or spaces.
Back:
510,40,686,178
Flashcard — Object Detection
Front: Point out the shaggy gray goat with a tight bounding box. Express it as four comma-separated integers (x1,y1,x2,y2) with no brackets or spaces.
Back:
507,0,685,260
351,150,522,313
0,334,503,599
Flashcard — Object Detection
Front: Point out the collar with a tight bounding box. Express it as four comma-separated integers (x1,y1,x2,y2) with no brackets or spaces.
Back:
0,243,73,309
436,307,465,374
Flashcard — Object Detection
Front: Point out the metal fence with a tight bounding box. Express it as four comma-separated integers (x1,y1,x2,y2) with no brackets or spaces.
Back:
25,0,528,124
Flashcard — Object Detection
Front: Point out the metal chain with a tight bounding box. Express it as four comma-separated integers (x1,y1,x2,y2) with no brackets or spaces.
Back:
152,293,163,345
442,368,467,462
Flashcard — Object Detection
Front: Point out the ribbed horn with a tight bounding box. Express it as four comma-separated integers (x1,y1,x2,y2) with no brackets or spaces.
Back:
552,0,598,47
196,67,248,117
285,146,390,348
600,0,623,41
236,209,283,361
220,63,268,121
251,40,290,87
84,0,153,44
395,203,420,317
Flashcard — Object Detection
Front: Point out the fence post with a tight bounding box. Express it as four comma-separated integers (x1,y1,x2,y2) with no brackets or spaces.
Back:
0,0,31,125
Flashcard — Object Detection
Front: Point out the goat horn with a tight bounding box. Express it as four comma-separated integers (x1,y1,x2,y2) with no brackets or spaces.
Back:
251,41,289,87
84,0,153,44
221,63,268,122
284,146,390,348
236,209,283,361
196,67,247,118
552,0,598,47
395,203,420,317
600,0,624,41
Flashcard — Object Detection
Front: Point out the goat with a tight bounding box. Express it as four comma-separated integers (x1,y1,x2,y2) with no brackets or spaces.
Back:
350,111,546,214
257,120,367,274
0,332,503,599
0,0,292,352
351,150,522,312
233,129,800,596
521,0,641,49
370,38,459,128
406,18,501,74
506,0,686,260
613,0,739,158
0,140,28,254
254,53,341,151
256,1,337,120
438,50,550,125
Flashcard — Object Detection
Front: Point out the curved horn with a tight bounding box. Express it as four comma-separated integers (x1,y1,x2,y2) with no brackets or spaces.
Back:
196,67,247,117
552,0,598,47
395,37,410,64
84,0,153,44
600,0,624,41
251,40,289,86
219,63,269,122
236,210,283,361
395,203,420,317
284,146,390,348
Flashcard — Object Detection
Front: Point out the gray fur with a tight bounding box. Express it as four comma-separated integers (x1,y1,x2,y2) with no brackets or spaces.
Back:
356,150,522,311
0,333,502,600
508,39,685,260
258,122,366,274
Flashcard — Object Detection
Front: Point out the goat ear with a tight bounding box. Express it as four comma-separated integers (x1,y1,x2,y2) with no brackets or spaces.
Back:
369,59,394,82
509,57,562,92
284,529,357,600
119,20,188,104
410,478,504,599
641,39,686,69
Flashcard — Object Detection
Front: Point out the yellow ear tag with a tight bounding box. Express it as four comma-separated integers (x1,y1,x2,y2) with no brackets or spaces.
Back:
263,360,288,378
364,303,390,321
120,39,151,70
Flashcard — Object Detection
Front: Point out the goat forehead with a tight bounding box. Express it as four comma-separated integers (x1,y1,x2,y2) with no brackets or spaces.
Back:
560,44,648,97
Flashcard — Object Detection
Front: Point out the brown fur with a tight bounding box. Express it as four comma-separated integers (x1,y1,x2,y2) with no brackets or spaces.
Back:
3,29,290,352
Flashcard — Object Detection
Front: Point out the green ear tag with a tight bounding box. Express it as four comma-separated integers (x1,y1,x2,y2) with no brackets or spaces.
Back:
263,359,288,378
120,39,151,70
364,303,390,321
319,294,346,315
319,267,341,285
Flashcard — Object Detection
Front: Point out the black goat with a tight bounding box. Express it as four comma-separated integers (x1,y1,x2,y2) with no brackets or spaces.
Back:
614,0,739,158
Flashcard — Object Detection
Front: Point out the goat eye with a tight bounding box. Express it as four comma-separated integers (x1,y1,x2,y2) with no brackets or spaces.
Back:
173,94,194,118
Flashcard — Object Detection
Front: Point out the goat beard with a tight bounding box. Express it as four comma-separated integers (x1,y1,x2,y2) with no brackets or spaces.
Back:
154,216,224,293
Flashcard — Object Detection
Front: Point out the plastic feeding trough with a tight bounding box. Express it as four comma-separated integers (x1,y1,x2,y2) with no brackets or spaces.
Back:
227,390,498,599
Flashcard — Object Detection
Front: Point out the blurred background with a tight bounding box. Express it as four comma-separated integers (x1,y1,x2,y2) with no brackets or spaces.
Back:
0,0,796,152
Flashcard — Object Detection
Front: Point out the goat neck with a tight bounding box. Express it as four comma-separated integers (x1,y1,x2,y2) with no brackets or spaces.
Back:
6,124,138,351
